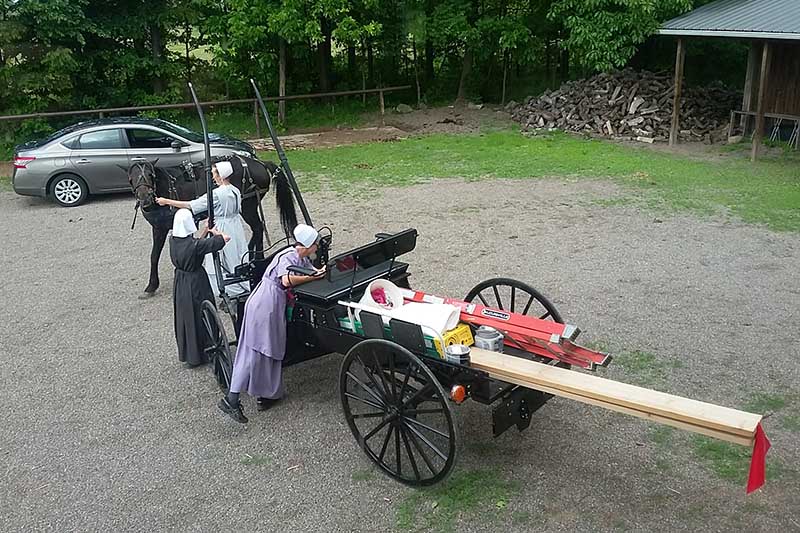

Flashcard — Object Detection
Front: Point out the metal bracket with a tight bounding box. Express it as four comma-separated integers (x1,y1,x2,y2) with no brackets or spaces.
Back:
491,387,552,438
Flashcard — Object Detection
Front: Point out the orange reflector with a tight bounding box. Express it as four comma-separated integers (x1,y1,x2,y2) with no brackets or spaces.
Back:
450,385,467,404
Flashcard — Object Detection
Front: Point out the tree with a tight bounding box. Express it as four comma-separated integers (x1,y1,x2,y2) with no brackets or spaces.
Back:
548,0,691,72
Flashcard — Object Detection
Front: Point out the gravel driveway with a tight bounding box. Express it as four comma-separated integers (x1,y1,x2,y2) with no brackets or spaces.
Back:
1,176,798,532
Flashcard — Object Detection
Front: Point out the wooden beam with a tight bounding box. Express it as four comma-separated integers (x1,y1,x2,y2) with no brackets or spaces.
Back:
669,38,686,146
741,42,759,131
469,347,761,444
752,41,772,161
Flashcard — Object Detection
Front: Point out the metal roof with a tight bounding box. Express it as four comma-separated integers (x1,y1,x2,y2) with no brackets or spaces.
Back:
659,0,800,40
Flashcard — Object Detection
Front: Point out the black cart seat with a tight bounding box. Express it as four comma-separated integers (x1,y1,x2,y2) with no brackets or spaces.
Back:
293,228,418,306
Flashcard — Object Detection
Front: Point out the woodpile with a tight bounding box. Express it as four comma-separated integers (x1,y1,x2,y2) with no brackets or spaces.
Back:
507,69,741,144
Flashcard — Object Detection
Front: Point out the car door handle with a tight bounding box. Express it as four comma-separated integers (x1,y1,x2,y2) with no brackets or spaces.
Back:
131,157,147,162
76,158,91,164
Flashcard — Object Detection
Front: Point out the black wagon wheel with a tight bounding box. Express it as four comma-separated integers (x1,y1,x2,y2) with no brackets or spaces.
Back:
201,300,234,393
465,277,564,324
340,339,457,486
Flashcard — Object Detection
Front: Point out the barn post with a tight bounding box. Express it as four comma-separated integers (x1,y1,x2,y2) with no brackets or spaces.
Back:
669,37,686,147
751,41,772,162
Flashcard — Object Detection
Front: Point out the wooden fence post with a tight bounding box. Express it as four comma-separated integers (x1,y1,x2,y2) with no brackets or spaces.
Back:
254,100,261,138
379,89,385,128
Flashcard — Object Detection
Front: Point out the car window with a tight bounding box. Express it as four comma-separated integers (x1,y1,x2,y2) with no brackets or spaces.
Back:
77,129,124,149
126,129,177,149
61,137,80,149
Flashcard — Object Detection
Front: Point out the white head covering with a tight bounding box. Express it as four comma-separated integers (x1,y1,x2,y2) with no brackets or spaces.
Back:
293,224,318,248
172,208,197,238
215,161,233,180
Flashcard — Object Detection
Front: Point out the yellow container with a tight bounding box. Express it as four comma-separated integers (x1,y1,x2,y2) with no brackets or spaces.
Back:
428,322,474,358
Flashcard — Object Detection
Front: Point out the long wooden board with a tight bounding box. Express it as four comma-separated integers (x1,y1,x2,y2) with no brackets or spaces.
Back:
469,348,760,444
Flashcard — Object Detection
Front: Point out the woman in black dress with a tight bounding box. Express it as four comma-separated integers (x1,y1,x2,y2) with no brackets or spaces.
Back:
169,209,230,366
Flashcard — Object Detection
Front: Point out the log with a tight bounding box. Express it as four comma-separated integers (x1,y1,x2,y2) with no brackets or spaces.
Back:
469,347,760,444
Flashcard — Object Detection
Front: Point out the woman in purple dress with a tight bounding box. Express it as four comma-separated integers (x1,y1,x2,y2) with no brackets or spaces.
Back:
218,224,325,423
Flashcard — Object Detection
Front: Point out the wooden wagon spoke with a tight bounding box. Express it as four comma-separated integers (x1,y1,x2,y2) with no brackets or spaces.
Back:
346,371,386,408
510,286,516,313
395,422,402,475
477,292,490,307
521,295,534,316
403,416,451,440
403,423,438,475
355,355,389,404
378,424,395,463
344,392,384,411
403,420,448,461
399,424,421,481
492,285,503,310
397,361,416,401
400,382,433,411
364,415,395,442
370,349,395,403
351,411,386,420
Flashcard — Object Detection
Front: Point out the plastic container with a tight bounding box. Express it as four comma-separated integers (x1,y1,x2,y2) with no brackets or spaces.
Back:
358,279,404,311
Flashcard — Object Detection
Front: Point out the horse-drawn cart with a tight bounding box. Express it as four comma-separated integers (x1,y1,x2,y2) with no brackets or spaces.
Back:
194,81,770,492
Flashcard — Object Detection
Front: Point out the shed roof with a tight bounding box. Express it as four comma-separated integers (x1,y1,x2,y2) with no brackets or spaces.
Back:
659,0,800,40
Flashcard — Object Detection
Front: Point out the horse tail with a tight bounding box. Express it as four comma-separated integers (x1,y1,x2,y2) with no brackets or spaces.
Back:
271,164,298,238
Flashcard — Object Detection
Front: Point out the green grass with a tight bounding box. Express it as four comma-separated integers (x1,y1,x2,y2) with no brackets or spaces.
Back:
782,415,800,433
351,468,376,482
691,436,787,483
274,130,800,232
0,175,10,191
607,350,684,387
744,392,789,413
396,470,517,532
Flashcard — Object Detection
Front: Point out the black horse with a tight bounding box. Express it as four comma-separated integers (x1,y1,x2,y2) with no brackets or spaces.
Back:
128,154,298,296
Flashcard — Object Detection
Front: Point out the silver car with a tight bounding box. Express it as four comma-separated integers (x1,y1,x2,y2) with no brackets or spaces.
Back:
12,117,256,207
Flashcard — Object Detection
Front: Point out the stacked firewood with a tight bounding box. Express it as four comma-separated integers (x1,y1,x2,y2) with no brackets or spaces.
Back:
507,69,741,143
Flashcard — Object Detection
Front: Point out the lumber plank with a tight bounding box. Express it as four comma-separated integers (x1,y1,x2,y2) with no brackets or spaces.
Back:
481,365,753,446
470,348,761,440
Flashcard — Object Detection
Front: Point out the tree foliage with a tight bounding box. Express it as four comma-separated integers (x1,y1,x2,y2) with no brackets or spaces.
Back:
0,0,741,119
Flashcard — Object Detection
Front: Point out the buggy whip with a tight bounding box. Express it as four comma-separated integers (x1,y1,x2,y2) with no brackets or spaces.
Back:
250,79,312,227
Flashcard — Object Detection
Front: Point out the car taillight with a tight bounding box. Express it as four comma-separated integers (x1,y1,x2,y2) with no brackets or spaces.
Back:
13,156,35,169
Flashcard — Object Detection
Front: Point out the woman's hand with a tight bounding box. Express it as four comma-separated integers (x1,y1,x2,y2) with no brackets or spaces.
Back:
312,265,327,278
155,197,169,206
209,227,230,242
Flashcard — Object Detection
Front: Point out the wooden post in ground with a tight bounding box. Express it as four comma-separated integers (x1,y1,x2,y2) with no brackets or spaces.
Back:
741,42,758,131
253,100,261,138
669,38,686,147
379,88,385,128
278,39,287,124
752,41,772,162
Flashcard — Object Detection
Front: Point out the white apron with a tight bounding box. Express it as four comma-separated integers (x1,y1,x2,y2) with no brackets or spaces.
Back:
189,184,250,297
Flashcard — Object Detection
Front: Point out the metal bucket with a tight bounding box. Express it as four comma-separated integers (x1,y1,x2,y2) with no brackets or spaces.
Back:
445,344,471,365
473,325,504,353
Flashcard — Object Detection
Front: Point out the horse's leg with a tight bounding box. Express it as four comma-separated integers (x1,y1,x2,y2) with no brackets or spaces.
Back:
144,224,169,294
241,196,264,259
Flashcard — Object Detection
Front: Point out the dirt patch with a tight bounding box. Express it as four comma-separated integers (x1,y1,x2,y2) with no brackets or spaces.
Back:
248,106,516,151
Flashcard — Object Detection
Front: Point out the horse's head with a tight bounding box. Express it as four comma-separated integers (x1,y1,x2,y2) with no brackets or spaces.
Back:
128,161,158,211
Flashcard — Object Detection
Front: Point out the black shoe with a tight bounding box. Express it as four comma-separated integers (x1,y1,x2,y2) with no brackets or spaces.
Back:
257,397,281,411
218,397,248,423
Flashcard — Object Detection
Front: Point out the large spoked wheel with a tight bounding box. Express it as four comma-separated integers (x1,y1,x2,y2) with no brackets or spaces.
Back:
201,300,234,393
465,277,570,368
340,339,457,486
465,277,564,324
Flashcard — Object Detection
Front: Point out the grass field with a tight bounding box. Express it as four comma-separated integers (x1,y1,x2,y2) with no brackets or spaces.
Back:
273,130,800,232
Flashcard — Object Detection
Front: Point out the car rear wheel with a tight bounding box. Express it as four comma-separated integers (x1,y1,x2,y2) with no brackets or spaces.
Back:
51,174,88,207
